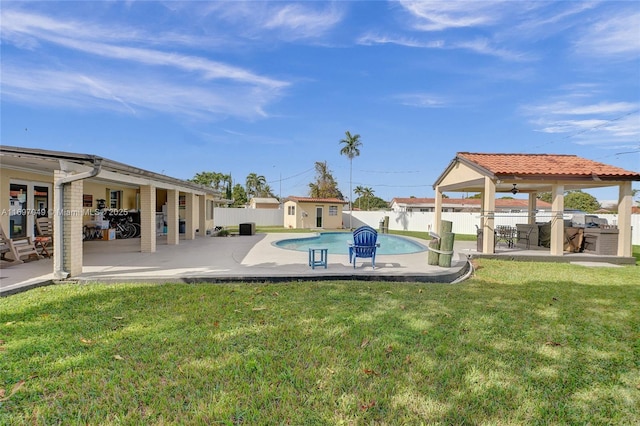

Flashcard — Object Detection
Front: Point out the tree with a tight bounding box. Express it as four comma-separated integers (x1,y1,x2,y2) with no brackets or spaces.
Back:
308,161,342,199
354,185,365,209
231,184,247,207
245,173,267,198
190,171,227,192
363,187,374,210
339,130,362,229
537,190,600,212
565,190,600,212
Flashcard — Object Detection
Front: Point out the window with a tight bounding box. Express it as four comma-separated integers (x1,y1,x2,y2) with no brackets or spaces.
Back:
288,205,295,215
109,190,122,209
329,206,338,216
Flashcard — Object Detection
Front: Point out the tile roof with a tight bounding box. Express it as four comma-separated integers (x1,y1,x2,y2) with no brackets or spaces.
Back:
286,196,347,204
390,197,552,208
458,153,640,179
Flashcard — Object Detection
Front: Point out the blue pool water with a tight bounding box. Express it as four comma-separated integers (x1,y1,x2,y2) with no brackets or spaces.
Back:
273,232,426,255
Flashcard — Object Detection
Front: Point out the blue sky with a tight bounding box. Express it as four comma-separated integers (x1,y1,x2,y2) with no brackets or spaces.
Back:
2,1,639,204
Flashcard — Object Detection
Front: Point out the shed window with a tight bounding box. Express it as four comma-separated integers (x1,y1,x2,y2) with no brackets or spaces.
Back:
329,206,338,216
288,205,295,215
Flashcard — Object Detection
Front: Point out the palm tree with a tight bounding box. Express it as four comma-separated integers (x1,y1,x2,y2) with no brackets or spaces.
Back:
354,185,365,209
339,130,362,229
246,173,266,199
363,187,374,211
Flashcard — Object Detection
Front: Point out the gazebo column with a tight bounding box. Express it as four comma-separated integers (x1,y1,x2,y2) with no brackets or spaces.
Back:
617,181,633,257
434,187,443,234
527,193,537,225
482,177,496,254
550,184,565,256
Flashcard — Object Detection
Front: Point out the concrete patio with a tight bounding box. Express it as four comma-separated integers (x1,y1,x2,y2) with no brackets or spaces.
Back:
1,234,476,296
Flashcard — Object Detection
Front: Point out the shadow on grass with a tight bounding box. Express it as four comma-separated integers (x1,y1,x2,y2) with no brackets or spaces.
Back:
1,277,639,424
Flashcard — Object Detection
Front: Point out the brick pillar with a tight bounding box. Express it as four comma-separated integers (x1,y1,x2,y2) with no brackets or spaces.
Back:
185,192,197,240
199,195,207,236
63,178,84,277
167,189,179,245
140,185,156,253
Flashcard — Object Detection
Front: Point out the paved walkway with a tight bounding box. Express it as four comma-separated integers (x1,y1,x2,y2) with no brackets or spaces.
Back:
1,234,475,296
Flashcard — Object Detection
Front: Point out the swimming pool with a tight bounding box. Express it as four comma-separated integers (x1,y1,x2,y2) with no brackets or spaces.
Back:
273,232,427,255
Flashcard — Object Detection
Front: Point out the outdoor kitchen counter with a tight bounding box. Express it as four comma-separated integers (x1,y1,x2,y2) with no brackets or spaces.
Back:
582,227,619,256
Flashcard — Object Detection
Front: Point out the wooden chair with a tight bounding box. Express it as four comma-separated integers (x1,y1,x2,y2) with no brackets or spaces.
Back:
35,217,53,258
348,225,380,269
0,225,41,265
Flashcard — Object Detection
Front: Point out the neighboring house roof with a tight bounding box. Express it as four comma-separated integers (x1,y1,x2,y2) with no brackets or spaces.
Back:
250,197,280,204
286,196,347,204
390,197,552,209
632,206,640,214
456,153,640,180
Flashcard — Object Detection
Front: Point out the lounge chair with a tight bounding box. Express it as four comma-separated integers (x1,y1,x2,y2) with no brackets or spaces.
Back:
348,225,380,269
0,225,41,265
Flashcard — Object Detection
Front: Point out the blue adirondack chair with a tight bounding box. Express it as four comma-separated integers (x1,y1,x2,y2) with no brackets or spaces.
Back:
349,225,379,269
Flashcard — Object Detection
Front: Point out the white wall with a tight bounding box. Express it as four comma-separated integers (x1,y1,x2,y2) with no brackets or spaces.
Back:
213,207,283,227
344,211,640,245
212,207,640,245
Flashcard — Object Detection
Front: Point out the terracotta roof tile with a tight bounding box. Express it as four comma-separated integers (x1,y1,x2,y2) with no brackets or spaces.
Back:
458,153,640,179
391,197,551,208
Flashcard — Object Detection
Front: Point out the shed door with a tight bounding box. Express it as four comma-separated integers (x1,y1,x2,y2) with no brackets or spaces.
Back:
316,206,323,228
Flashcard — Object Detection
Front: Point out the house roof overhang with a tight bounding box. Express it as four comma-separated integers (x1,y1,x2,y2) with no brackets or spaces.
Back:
1,145,223,197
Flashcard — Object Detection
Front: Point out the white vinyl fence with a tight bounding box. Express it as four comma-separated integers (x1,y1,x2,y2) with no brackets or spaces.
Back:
213,207,283,227
345,211,640,245
213,207,640,245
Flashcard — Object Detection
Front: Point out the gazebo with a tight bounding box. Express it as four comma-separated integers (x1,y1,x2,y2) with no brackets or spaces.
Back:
432,153,640,257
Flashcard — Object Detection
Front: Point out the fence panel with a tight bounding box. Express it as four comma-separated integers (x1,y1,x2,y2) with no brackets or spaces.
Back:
213,208,283,227
345,210,640,245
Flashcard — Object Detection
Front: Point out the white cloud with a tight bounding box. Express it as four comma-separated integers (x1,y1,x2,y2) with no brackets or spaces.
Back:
198,1,343,41
573,11,640,58
1,64,279,120
397,1,507,31
0,8,289,120
263,3,343,39
357,33,444,48
395,93,449,108
522,98,640,149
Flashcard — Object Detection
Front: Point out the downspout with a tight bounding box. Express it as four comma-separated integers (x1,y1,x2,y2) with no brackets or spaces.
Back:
53,158,102,279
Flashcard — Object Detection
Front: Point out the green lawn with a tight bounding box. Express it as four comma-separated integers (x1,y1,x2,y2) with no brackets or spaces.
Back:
1,259,638,425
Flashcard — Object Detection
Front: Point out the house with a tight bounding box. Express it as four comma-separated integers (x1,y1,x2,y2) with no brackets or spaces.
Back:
432,152,640,257
249,197,280,209
1,145,229,278
389,197,552,213
283,196,347,229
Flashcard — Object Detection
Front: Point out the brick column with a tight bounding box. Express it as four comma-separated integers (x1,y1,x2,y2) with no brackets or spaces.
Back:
199,195,207,236
185,192,198,240
140,185,156,253
166,189,179,245
62,178,84,277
